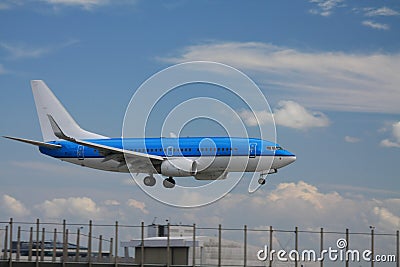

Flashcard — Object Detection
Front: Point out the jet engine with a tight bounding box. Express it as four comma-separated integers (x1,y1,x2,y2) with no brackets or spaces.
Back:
160,158,197,177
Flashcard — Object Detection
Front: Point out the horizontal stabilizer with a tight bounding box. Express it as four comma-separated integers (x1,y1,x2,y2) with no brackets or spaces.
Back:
3,136,61,149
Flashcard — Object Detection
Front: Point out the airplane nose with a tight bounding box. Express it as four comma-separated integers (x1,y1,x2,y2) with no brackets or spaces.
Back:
288,155,296,164
279,155,296,167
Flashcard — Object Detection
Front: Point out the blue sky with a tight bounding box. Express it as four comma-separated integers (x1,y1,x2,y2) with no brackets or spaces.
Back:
1,0,400,252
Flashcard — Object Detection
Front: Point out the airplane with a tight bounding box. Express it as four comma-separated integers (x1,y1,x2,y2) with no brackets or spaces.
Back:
4,80,296,188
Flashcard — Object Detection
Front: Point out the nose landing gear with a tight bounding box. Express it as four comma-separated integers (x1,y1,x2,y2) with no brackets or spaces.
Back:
258,169,277,185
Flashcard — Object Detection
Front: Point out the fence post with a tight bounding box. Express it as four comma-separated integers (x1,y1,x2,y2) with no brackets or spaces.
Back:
36,218,39,267
16,226,20,262
52,228,56,263
218,224,222,267
243,225,247,267
396,230,399,267
28,227,33,261
65,229,69,262
295,226,298,267
62,220,66,266
167,223,170,267
114,221,118,267
269,226,273,267
141,222,144,267
75,228,80,262
109,238,113,260
9,218,13,267
40,228,45,261
3,225,7,260
98,235,102,261
345,228,349,267
320,228,323,267
371,228,374,267
192,224,196,267
88,220,92,267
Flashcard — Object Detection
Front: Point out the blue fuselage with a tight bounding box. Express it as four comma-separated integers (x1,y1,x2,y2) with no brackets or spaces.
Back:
39,137,295,159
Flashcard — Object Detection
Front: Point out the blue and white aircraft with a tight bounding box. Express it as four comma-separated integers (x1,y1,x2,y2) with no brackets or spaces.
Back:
4,80,296,188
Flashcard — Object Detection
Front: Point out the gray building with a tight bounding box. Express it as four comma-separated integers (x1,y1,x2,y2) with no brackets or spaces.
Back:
121,224,264,266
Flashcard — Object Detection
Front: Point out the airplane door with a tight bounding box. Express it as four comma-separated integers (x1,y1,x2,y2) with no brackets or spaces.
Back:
77,145,84,160
167,146,174,157
249,143,257,158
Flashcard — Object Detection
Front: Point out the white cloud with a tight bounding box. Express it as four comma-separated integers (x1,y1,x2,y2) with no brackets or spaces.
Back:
41,0,137,10
273,101,330,130
380,121,400,148
0,42,50,59
126,198,149,214
104,199,120,206
0,194,30,217
0,0,136,10
0,3,10,9
362,20,389,30
239,101,330,130
213,181,400,232
0,0,24,10
161,41,400,114
364,7,399,17
43,0,108,9
0,63,7,75
373,206,400,229
1,181,399,242
36,197,102,220
0,39,79,59
344,136,360,143
308,0,344,17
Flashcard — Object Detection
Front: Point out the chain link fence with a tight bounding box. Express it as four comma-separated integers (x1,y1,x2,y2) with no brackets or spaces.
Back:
0,219,398,267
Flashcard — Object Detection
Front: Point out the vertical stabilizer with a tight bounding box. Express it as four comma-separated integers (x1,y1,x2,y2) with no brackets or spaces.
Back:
31,80,107,141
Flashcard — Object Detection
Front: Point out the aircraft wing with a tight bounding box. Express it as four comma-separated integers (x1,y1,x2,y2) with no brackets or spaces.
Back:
3,136,62,149
47,115,164,170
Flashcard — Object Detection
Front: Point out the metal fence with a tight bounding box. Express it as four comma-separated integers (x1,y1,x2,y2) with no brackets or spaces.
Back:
0,218,399,267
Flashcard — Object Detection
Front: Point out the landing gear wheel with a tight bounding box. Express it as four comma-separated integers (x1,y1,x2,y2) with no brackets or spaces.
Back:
258,178,266,185
163,177,176,188
143,175,156,187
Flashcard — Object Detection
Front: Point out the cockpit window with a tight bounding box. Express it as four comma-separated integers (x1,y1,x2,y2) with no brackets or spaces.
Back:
266,146,283,151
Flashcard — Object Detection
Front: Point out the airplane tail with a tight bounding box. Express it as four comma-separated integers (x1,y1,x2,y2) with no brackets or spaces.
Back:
31,80,107,141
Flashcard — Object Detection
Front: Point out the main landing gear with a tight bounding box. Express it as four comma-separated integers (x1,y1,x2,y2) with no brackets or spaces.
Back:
143,175,156,187
143,175,176,189
163,177,176,189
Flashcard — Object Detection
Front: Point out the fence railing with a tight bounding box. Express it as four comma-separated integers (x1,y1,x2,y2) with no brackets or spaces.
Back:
0,218,399,267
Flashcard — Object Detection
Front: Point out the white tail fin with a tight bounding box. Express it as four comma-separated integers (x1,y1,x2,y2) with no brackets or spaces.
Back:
31,80,107,141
